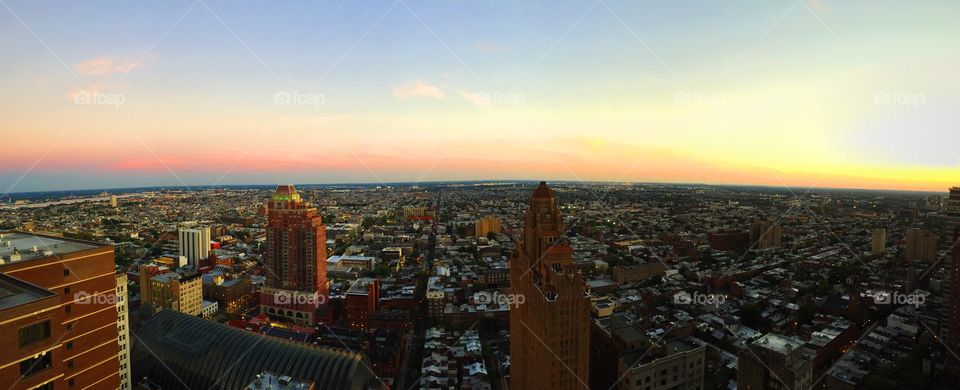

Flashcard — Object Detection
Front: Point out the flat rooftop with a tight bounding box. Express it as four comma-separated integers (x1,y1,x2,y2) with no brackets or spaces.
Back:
246,371,313,389
0,232,99,264
0,273,55,310
752,333,803,355
346,277,377,295
623,337,704,368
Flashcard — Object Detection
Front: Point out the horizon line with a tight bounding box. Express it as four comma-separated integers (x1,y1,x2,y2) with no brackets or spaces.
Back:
2,179,949,197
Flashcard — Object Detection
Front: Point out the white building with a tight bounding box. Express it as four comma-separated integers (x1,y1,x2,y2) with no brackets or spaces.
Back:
201,299,219,319
178,227,210,266
116,273,131,390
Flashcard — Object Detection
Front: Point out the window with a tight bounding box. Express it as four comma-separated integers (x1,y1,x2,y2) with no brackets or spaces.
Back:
66,323,73,331
18,321,50,347
64,268,70,276
64,287,70,295
69,378,75,386
66,342,73,350
67,360,74,368
19,351,52,377
65,305,71,314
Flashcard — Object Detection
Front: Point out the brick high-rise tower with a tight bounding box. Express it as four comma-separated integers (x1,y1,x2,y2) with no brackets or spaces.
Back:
259,185,327,326
0,232,122,390
510,182,590,390
949,227,960,378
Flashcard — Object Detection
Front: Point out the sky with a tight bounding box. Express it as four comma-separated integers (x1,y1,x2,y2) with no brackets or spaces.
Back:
1,0,959,193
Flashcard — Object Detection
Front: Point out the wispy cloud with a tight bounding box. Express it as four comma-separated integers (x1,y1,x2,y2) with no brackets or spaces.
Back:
392,79,446,100
73,57,142,76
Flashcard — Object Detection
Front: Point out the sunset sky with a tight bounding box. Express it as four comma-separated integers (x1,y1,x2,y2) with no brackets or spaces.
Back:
1,0,958,193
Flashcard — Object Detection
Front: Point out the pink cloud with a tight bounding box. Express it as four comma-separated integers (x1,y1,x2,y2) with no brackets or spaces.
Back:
73,57,141,76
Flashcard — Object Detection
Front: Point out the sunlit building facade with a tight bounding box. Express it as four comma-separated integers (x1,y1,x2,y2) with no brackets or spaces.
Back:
510,182,591,390
260,184,328,326
0,232,121,390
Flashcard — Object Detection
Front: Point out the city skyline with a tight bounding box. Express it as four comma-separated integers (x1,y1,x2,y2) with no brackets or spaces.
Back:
2,0,959,193
0,179,951,198
4,2,959,389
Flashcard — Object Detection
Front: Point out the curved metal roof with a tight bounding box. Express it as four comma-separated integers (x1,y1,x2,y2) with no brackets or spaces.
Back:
132,310,377,390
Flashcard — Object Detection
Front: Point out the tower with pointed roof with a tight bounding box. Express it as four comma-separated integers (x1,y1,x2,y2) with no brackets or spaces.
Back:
259,184,327,326
510,181,591,389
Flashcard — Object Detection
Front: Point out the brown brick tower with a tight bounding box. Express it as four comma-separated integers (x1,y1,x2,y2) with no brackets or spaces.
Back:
0,232,122,390
509,182,591,389
949,227,960,378
259,185,327,326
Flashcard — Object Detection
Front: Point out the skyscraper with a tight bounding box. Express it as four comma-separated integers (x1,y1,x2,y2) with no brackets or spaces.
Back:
178,226,210,266
750,220,782,250
260,184,327,326
115,273,131,390
510,182,591,390
949,187,960,217
948,228,960,378
904,228,938,263
871,228,886,256
475,216,502,238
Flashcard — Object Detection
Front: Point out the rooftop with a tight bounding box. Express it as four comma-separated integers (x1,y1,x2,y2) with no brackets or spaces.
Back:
347,277,377,295
246,371,313,390
134,310,374,389
752,333,803,355
0,231,99,264
532,181,555,199
623,337,705,368
0,273,55,310
152,271,201,284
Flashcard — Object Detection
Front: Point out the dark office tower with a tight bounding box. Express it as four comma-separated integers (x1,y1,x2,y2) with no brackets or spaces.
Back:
949,228,960,378
510,182,590,390
949,187,960,227
259,185,327,326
